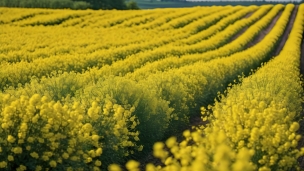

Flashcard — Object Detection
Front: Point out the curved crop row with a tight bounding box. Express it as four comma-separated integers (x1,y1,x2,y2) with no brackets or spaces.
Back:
156,6,227,30
81,10,156,28
175,6,257,45
14,10,89,26
88,8,182,29
141,4,304,171
89,5,270,79
126,4,280,81
125,3,292,130
0,8,51,24
201,4,304,170
139,2,293,121
0,6,230,65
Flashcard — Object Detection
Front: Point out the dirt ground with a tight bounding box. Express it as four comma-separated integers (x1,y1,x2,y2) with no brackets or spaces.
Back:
273,5,298,56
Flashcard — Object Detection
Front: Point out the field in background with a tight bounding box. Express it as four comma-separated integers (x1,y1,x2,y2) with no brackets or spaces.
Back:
133,0,303,8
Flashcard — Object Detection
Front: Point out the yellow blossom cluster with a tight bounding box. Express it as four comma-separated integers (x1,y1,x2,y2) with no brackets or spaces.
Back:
111,130,256,171
0,93,141,170
200,3,304,170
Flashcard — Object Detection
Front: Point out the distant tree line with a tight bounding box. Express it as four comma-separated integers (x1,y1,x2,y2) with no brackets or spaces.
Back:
160,0,186,1
0,0,139,10
160,0,303,2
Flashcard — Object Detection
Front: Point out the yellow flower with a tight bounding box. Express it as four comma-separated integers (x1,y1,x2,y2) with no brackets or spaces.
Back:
92,135,99,142
7,135,16,143
38,138,44,143
108,164,122,171
95,148,102,156
166,137,177,148
1,123,9,129
29,94,41,106
30,152,39,159
66,167,73,171
32,115,39,123
89,150,96,158
41,96,49,103
16,165,26,171
70,156,79,161
146,163,157,171
57,157,63,164
18,139,24,144
35,166,42,171
49,160,57,168
20,123,28,131
42,155,49,161
126,160,140,171
62,152,69,159
153,142,164,151
85,157,92,163
134,136,139,141
67,147,73,154
27,137,34,143
0,161,7,168
183,130,191,138
82,123,93,132
93,167,101,171
12,147,22,154
289,122,300,132
95,160,102,166
138,145,143,151
8,155,14,161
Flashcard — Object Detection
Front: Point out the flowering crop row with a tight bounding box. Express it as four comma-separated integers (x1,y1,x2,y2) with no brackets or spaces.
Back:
140,4,304,171
132,3,292,130
126,4,280,81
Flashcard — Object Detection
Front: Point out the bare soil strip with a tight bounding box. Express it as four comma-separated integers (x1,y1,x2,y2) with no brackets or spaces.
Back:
244,11,254,18
229,8,282,43
245,10,283,48
227,10,257,42
273,5,298,56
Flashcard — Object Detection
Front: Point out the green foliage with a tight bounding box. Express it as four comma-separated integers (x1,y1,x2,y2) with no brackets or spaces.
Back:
81,0,127,9
50,0,73,9
71,1,91,9
126,1,140,10
0,0,92,9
